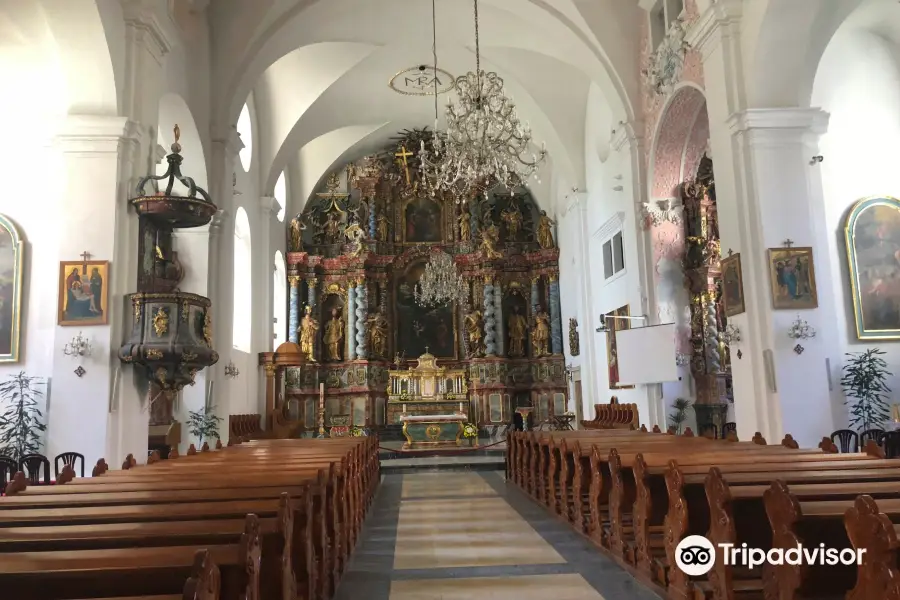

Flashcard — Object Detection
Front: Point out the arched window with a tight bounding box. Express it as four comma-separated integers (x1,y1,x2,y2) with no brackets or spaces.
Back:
274,171,287,222
233,207,252,351
273,251,287,348
237,102,253,172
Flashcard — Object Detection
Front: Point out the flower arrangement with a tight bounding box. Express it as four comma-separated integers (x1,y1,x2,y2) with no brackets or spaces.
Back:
349,426,367,437
446,392,456,401
398,391,410,402
462,422,478,438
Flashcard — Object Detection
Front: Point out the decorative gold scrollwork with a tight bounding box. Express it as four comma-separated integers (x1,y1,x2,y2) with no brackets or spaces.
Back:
182,300,190,322
145,348,163,360
425,425,441,441
203,309,212,346
133,300,141,323
182,351,198,362
152,307,169,337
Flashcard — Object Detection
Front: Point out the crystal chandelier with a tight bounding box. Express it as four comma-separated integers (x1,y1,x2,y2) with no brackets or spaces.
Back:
414,251,468,307
420,0,546,200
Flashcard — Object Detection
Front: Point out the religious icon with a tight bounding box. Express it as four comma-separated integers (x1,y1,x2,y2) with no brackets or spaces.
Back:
767,246,818,310
720,252,746,317
324,307,344,362
465,309,485,358
404,196,442,243
501,203,524,241
0,214,24,362
458,206,471,242
479,223,503,260
531,311,551,357
537,210,556,249
289,215,306,252
366,312,389,358
507,305,528,358
298,305,319,362
58,257,110,326
375,213,390,242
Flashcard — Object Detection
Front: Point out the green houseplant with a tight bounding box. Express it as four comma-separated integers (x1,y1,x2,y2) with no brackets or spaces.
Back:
668,397,692,435
841,348,892,432
0,371,47,461
187,402,223,445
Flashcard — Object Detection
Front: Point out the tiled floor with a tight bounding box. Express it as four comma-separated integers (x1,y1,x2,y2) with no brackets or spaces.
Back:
334,472,661,600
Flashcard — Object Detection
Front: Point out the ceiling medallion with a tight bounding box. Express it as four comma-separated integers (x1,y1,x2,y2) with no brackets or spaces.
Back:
389,65,456,96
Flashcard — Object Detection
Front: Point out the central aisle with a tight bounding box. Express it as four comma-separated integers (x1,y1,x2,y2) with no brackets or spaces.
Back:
335,472,660,600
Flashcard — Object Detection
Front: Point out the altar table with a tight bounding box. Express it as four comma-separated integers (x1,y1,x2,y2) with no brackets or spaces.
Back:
399,413,466,450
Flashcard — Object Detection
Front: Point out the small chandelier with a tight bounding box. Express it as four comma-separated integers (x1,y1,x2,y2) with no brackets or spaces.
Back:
419,0,546,200
64,332,93,358
414,251,468,307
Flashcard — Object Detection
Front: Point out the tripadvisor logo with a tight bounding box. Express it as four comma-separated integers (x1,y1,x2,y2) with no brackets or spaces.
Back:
675,535,866,576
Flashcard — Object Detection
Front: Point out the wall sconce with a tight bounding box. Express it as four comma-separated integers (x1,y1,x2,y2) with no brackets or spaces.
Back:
224,361,240,379
64,332,92,378
722,323,742,345
565,363,575,382
675,353,690,367
787,314,816,354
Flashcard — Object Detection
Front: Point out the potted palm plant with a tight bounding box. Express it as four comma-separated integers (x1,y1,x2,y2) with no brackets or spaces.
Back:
0,371,47,461
668,397,692,435
187,402,223,446
841,348,892,432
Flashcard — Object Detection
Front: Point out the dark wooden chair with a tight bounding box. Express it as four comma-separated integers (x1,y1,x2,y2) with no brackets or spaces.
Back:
830,428,859,453
883,431,900,459
54,451,85,478
19,453,50,484
859,428,886,448
722,422,737,438
701,424,718,439
0,455,17,494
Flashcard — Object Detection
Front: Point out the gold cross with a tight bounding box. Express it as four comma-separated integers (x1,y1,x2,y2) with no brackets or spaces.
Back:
395,145,413,186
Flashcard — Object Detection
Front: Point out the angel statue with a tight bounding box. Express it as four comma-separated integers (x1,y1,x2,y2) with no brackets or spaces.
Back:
289,214,307,252
479,223,503,260
344,220,365,257
537,210,556,249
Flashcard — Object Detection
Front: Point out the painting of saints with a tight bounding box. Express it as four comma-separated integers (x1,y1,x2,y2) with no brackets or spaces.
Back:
767,247,818,310
845,198,900,338
396,261,455,357
0,217,23,361
404,196,442,243
58,260,109,326
720,253,745,317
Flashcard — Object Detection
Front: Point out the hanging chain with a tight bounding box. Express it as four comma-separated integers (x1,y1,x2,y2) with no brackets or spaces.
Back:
432,0,439,122
474,0,481,99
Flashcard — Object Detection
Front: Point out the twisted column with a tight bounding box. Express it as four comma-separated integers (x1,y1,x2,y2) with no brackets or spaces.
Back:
347,283,357,360
549,275,563,355
355,282,368,359
493,281,504,357
530,276,540,356
483,278,496,356
288,276,301,343
368,197,376,239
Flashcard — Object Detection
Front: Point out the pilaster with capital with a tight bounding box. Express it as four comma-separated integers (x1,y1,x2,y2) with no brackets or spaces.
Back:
493,282,504,356
355,282,368,359
347,282,357,359
548,274,563,355
289,276,302,343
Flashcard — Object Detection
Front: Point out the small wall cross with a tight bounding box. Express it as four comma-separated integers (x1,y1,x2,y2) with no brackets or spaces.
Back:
782,239,794,248
80,251,92,274
727,248,734,257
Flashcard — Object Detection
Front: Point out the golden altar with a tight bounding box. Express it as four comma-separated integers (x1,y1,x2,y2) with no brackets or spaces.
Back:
387,352,468,423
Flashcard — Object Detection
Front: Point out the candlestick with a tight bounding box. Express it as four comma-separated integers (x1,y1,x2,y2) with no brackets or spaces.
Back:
317,382,326,438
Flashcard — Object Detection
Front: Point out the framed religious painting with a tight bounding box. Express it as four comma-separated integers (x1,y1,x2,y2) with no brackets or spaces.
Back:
766,246,818,309
57,260,110,326
605,304,634,390
844,196,900,339
0,214,25,362
720,252,746,317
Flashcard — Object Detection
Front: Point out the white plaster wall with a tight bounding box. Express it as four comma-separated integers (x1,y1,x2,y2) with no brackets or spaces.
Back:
813,28,900,411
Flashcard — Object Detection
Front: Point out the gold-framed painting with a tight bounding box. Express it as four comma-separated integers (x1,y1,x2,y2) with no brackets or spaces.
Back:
0,214,25,362
766,246,818,309
58,260,110,326
720,253,746,317
605,304,634,390
844,195,900,339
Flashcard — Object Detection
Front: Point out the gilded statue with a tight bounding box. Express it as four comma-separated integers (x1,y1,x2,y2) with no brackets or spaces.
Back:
464,309,485,357
324,307,344,362
298,305,318,362
458,207,471,242
479,223,503,260
366,312,388,358
507,305,528,358
537,210,556,249
501,203,524,241
344,221,365,257
323,211,343,244
376,213,390,242
289,215,306,252
532,311,551,357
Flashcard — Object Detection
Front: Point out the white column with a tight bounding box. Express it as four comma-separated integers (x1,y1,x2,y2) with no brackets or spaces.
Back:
255,196,279,415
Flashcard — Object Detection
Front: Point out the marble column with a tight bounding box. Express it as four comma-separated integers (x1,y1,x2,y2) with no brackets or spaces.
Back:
493,282,505,357
307,277,318,360
355,282,368,359
288,276,301,343
530,276,540,356
483,278,497,356
368,197,377,239
347,282,357,360
307,277,318,308
549,275,563,355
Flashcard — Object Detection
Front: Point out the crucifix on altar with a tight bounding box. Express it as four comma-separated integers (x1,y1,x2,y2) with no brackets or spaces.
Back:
395,145,413,186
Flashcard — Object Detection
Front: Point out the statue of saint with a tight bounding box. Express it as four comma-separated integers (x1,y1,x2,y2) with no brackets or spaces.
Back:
501,204,524,241
458,207,471,242
289,215,306,252
479,223,503,260
324,307,344,362
531,311,551,357
366,312,388,358
298,305,318,362
344,221,365,257
375,213,390,242
464,309,485,357
507,305,528,358
537,210,556,249
323,211,343,244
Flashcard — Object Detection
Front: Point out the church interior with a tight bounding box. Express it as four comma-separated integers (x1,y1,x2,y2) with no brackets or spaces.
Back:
4,1,900,599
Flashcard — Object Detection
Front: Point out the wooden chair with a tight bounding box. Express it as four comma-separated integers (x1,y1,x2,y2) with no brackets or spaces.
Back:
701,423,718,439
0,455,17,494
19,453,51,484
882,430,900,458
830,428,859,453
54,451,85,479
722,421,737,438
859,428,885,448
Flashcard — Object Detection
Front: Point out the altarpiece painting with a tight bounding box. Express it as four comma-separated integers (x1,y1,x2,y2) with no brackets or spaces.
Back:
605,304,634,390
0,214,24,362
396,260,455,358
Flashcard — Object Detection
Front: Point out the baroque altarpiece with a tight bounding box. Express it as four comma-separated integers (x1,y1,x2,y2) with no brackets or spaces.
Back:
260,130,568,433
